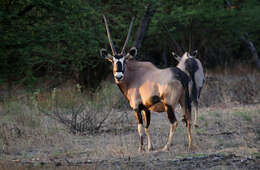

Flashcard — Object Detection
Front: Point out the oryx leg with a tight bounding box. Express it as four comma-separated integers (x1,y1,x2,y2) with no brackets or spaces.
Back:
133,109,144,152
187,119,192,149
162,104,178,151
193,100,199,128
143,109,153,151
180,94,192,149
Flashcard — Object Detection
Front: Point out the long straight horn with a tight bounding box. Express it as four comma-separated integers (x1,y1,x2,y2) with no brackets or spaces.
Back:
121,17,135,54
103,15,117,55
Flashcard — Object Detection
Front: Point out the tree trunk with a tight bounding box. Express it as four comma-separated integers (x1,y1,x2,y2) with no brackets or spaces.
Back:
225,1,260,70
225,0,232,8
133,4,156,50
162,47,168,67
162,24,184,56
241,36,260,70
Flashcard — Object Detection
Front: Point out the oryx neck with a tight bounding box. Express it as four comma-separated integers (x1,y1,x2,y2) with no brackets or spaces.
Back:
126,60,157,72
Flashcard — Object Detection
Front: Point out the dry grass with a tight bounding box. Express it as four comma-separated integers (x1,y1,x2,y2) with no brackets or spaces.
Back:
0,82,129,159
1,104,259,169
0,70,260,169
0,101,75,158
200,69,260,107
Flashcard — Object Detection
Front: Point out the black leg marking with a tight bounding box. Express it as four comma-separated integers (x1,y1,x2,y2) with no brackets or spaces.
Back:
134,105,145,151
165,105,177,124
140,136,143,146
133,109,143,124
143,109,151,129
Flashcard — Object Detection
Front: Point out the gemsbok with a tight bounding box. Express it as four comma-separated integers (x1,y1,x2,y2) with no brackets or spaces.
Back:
100,16,192,151
172,50,204,127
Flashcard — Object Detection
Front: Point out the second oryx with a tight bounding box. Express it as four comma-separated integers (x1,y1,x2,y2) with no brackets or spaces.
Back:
172,50,205,127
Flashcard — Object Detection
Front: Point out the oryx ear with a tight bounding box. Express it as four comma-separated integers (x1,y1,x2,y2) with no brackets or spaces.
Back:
191,50,198,57
100,48,113,62
128,47,137,58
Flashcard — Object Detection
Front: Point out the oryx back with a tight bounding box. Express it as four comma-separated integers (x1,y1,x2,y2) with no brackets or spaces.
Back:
177,52,204,103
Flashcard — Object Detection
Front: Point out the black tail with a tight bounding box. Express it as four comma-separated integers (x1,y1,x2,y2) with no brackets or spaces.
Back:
182,79,192,127
184,82,192,114
170,67,192,114
184,58,199,105
190,74,198,105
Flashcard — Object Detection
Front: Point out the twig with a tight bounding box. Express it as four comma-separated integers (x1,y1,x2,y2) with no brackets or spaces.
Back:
197,131,235,136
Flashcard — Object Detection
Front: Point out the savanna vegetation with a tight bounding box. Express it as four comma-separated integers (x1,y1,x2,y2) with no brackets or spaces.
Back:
1,0,260,169
1,0,260,90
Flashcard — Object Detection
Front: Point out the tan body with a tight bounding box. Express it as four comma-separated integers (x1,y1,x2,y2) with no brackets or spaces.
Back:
114,59,192,151
119,61,183,112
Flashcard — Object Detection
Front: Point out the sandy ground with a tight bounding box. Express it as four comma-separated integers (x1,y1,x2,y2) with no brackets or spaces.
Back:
1,104,260,169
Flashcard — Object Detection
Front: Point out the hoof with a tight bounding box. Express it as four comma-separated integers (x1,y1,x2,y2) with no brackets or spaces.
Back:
162,146,169,152
193,124,199,128
138,147,144,152
147,146,153,152
182,118,188,127
188,145,195,152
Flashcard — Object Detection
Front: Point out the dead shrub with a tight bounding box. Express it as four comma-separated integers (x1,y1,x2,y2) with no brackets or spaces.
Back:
37,82,128,134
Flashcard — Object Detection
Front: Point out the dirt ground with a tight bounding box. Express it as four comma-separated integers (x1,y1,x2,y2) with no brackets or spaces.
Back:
1,103,260,170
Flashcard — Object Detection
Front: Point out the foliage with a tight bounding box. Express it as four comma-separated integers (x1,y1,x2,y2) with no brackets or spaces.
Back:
148,0,260,67
0,0,106,88
0,0,260,88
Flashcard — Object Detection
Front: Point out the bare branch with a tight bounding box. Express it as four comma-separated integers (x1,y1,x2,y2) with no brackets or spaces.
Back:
225,0,232,9
241,36,260,70
133,4,156,50
17,4,35,16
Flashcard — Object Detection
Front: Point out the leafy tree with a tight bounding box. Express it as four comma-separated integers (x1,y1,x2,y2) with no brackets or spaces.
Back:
0,0,259,89
0,0,106,88
147,0,260,68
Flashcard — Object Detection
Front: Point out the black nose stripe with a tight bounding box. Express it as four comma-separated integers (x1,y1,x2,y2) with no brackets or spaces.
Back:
114,55,123,59
116,62,123,72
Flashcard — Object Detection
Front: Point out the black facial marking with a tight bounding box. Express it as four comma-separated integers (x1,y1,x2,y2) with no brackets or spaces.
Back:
116,61,123,72
114,54,123,59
